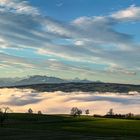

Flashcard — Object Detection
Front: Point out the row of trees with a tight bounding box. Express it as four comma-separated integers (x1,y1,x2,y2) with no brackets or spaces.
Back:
105,108,134,118
28,107,90,117
27,108,115,117
27,108,116,117
70,108,135,118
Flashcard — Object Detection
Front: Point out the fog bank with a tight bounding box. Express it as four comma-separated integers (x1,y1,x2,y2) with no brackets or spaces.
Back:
0,88,140,115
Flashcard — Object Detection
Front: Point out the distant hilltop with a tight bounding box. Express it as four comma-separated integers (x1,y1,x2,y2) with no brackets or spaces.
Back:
14,82,140,93
0,75,96,87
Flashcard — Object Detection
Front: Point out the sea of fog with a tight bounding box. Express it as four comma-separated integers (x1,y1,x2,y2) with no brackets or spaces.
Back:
0,88,140,115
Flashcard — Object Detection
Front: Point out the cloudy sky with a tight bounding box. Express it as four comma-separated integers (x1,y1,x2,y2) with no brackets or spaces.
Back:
0,0,140,84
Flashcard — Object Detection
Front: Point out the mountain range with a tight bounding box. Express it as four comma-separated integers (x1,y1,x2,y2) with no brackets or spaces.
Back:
0,75,94,87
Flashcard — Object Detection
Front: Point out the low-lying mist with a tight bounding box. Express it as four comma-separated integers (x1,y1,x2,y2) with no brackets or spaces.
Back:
0,88,140,115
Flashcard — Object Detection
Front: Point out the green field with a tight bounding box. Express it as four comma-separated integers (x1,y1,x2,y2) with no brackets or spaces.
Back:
0,113,140,140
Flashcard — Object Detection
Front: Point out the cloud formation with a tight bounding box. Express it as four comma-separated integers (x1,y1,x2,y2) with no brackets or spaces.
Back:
112,5,140,21
0,0,39,15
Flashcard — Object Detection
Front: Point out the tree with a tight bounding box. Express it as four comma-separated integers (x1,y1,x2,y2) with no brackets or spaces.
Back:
126,113,134,118
107,108,114,116
0,107,12,126
28,108,33,114
85,109,90,115
70,107,82,117
77,109,82,116
38,111,42,115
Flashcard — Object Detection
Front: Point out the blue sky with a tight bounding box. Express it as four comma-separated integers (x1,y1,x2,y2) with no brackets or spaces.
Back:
0,0,140,84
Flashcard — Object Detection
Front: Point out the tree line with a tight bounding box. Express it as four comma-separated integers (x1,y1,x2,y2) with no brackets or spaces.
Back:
0,106,139,126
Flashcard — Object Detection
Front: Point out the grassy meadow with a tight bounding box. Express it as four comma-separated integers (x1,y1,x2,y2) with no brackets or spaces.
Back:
0,113,140,140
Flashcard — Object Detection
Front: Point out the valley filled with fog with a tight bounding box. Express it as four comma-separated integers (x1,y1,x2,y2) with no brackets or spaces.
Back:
0,88,140,115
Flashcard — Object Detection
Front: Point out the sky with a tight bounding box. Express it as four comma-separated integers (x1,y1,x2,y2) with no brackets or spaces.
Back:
0,0,140,84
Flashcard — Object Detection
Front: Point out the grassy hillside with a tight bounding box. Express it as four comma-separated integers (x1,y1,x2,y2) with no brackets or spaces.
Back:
0,113,140,140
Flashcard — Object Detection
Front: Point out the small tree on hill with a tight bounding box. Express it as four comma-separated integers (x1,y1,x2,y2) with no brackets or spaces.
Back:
38,111,42,115
77,109,82,116
85,109,90,115
70,107,82,117
28,108,33,114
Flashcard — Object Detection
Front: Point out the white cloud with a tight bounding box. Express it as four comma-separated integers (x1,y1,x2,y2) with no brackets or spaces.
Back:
112,5,140,21
107,66,136,76
0,0,40,15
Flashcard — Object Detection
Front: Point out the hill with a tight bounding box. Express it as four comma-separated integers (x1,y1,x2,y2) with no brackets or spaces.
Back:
1,113,140,140
9,82,140,93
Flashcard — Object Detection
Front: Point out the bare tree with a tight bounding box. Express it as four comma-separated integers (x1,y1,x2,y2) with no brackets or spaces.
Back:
0,107,12,126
